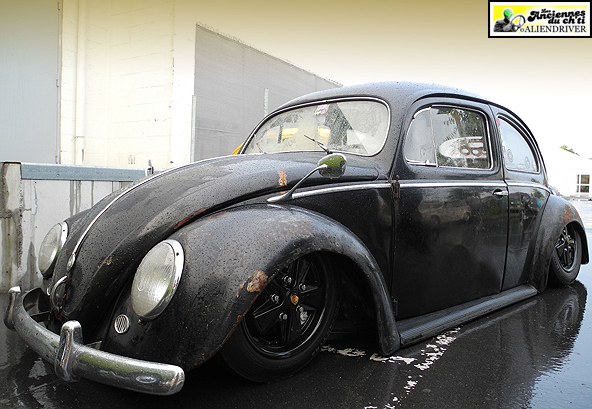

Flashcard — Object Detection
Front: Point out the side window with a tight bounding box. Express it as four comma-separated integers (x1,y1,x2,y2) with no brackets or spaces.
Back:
498,118,538,172
404,106,490,169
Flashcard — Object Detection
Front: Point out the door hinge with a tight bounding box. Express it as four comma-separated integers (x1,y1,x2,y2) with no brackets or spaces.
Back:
393,175,400,199
391,297,398,316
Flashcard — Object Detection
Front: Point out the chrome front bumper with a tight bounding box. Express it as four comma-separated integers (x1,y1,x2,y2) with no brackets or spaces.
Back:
4,286,185,395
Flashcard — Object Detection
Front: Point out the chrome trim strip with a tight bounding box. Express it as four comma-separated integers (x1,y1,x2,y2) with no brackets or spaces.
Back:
286,180,514,200
506,180,549,192
399,181,507,189
66,160,192,271
6,287,185,395
289,182,392,200
276,179,547,200
68,177,164,270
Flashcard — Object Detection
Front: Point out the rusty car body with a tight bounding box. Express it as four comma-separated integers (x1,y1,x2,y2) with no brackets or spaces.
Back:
5,82,588,395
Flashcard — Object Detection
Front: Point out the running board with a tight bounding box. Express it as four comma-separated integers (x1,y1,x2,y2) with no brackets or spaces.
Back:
396,284,538,347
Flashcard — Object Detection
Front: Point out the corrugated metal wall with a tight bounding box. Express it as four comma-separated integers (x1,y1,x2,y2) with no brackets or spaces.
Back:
193,25,339,161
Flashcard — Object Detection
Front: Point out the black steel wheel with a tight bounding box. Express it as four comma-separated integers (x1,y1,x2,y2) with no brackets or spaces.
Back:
549,224,582,286
220,253,339,382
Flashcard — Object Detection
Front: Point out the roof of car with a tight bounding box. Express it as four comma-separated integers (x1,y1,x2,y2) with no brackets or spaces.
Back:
280,81,490,111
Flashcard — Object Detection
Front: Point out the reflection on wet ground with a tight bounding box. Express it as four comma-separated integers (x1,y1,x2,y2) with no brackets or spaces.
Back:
2,202,592,408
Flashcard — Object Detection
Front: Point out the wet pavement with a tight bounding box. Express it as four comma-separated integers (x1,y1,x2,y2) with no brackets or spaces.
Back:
2,201,592,408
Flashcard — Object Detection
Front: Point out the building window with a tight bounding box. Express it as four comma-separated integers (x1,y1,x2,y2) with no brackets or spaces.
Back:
577,174,590,193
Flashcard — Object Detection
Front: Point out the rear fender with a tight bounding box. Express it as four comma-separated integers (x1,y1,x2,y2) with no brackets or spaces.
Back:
172,204,400,363
529,195,588,292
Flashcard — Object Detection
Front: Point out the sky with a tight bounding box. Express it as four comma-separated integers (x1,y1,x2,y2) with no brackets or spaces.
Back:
191,0,592,160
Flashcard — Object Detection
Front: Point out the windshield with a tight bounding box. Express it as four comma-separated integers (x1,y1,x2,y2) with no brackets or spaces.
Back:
243,100,389,155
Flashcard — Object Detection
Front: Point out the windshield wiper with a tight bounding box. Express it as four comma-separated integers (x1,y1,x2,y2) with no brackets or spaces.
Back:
304,134,332,154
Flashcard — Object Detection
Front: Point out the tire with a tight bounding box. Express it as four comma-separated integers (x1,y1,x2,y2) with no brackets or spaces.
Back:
220,253,339,382
549,224,582,286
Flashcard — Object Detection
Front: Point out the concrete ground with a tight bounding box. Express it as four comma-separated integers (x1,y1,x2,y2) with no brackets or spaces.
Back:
2,202,592,408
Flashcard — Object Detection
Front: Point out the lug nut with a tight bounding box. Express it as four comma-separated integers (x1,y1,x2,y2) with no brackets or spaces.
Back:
279,313,288,321
270,294,280,304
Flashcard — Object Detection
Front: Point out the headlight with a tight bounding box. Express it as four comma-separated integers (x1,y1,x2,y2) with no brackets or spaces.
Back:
131,239,184,320
38,222,68,278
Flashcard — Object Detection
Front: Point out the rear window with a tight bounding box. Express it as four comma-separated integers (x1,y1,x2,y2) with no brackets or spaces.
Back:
243,100,389,156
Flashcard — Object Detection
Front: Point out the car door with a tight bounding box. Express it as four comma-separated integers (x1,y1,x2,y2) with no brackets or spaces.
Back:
391,99,509,319
491,108,550,290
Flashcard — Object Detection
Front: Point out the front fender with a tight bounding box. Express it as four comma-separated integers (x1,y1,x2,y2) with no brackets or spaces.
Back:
102,204,400,369
530,195,589,292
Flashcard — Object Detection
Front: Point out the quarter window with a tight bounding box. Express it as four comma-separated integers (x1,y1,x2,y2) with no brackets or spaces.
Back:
498,119,538,172
404,106,490,169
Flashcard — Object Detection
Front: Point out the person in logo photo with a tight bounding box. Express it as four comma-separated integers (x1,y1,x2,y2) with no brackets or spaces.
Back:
494,8,520,32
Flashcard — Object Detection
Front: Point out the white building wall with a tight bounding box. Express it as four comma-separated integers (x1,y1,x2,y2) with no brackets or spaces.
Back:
171,0,197,166
58,0,337,170
544,148,592,198
60,0,175,170
59,0,80,164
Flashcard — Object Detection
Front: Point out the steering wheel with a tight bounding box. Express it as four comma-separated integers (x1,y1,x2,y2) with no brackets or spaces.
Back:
512,14,526,31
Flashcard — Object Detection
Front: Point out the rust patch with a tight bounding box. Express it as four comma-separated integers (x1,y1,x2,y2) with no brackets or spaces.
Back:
278,170,288,187
247,270,268,292
174,207,209,229
564,204,575,223
105,254,114,266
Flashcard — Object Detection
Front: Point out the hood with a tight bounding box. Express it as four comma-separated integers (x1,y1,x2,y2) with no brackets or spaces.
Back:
50,152,380,330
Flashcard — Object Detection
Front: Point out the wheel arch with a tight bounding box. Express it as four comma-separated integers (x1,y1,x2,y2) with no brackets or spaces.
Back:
164,204,400,368
529,195,588,292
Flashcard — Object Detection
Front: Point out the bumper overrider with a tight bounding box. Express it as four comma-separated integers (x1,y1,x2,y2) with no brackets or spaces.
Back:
4,286,185,395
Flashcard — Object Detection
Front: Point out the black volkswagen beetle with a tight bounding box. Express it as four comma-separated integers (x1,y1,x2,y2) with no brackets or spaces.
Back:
5,82,588,395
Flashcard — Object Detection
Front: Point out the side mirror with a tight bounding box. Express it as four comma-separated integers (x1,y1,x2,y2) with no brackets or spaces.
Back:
318,153,347,178
268,153,347,203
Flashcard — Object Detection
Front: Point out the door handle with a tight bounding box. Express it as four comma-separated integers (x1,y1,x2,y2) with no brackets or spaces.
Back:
493,189,508,197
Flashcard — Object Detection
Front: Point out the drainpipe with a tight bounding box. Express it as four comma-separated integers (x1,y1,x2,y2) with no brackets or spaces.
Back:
74,0,86,165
